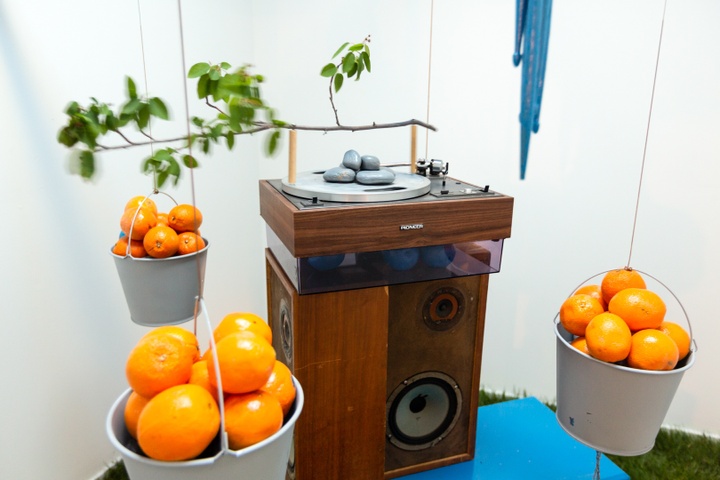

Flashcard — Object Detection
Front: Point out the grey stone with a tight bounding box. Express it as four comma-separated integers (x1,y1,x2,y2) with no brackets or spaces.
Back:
360,155,381,170
342,149,362,171
323,166,356,183
355,168,396,185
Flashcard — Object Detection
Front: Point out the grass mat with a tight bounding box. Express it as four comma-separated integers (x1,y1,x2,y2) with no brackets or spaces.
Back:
98,391,720,480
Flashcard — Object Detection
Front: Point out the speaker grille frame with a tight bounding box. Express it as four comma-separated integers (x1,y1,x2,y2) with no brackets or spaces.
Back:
386,371,462,451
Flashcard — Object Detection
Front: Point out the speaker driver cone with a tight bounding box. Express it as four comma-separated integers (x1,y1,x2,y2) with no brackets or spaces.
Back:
386,372,462,450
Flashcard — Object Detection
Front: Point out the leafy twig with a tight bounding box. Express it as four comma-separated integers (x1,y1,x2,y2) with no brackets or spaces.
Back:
57,37,435,188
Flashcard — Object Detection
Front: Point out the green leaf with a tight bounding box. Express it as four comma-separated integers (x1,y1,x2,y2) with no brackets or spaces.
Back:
208,68,221,81
332,42,350,59
78,150,95,179
347,61,358,78
361,51,371,72
348,43,364,52
126,77,137,100
266,130,280,155
105,112,118,130
154,149,173,162
137,103,150,129
64,101,80,115
57,126,78,147
121,98,142,116
183,154,198,168
191,116,204,127
225,131,235,150
196,74,209,99
342,54,356,73
148,98,169,120
157,171,169,188
188,62,211,78
333,73,344,93
320,63,337,78
220,62,232,70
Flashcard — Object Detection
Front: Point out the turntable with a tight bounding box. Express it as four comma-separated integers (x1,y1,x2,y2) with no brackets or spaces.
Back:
260,160,514,479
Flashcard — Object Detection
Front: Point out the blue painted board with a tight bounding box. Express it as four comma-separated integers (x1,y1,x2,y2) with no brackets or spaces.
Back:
399,397,629,480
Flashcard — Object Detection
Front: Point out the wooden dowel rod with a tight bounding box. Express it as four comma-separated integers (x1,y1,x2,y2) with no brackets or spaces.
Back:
288,129,297,184
410,125,417,173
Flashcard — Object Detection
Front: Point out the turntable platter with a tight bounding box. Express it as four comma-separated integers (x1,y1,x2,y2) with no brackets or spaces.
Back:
281,170,431,203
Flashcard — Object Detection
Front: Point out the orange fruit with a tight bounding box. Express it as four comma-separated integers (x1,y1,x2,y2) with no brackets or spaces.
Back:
224,391,284,450
658,321,691,360
207,331,276,394
137,384,220,461
213,312,273,344
143,225,180,259
169,204,203,233
125,332,195,398
260,360,297,416
585,312,632,363
559,294,605,336
177,232,206,255
120,206,157,241
141,326,200,363
124,390,150,439
570,336,590,355
608,287,666,331
574,284,607,310
627,329,679,371
601,268,646,304
189,360,219,402
112,236,147,258
156,212,169,227
125,196,158,215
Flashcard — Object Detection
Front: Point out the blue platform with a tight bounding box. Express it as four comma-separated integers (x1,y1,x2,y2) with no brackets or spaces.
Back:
399,397,629,480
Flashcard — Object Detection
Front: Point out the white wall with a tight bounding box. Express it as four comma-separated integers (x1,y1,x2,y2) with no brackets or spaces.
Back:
0,0,718,478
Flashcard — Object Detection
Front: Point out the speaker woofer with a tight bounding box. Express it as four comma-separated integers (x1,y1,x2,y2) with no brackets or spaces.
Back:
279,299,293,363
386,372,462,451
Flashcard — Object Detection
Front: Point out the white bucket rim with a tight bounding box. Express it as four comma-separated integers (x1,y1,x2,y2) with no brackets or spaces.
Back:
554,319,696,376
110,238,210,263
106,378,304,467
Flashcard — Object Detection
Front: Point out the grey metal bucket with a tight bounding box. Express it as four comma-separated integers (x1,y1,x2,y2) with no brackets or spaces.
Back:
111,239,209,326
107,378,303,480
555,320,695,456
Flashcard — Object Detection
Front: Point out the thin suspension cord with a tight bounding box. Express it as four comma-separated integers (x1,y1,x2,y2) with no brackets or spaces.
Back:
627,0,668,267
424,0,435,160
176,0,203,333
136,0,156,188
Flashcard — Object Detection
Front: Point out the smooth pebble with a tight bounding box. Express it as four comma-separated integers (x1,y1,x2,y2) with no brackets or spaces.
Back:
360,155,381,170
355,168,396,185
323,167,356,183
342,150,362,171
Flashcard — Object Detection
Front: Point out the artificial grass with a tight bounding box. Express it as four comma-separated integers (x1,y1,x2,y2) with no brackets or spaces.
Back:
98,390,720,480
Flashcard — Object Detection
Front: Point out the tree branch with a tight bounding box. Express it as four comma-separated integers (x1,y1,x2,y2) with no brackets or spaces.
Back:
94,119,437,152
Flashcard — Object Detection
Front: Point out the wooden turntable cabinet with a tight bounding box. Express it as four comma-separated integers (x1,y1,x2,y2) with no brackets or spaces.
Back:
260,169,513,479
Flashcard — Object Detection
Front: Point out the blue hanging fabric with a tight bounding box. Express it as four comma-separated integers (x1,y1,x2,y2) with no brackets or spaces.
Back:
514,0,553,179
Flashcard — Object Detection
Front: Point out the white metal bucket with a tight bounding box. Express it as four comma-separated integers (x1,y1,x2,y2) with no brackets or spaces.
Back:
111,240,209,326
107,378,304,480
554,269,696,456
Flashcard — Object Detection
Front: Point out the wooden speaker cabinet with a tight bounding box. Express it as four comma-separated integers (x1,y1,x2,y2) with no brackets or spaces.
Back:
260,176,513,479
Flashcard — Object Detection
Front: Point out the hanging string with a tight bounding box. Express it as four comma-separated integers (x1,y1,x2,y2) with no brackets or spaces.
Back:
627,0,668,268
135,0,157,189
175,0,203,334
424,0,435,160
593,450,601,480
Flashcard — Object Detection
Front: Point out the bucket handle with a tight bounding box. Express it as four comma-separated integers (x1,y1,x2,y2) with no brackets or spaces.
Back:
195,296,231,453
556,269,697,353
121,190,180,258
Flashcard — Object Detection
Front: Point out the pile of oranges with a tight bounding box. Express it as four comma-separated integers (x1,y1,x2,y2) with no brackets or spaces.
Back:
123,313,296,461
112,195,206,259
559,268,691,371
